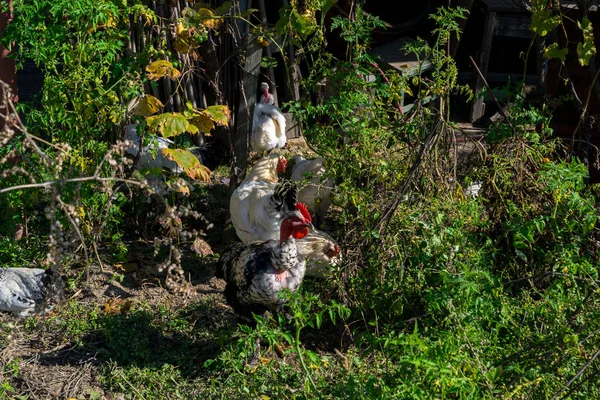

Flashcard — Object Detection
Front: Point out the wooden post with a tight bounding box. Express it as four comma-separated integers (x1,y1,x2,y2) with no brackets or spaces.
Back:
470,11,496,122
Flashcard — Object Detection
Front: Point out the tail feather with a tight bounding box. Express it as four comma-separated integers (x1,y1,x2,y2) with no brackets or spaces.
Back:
269,180,297,213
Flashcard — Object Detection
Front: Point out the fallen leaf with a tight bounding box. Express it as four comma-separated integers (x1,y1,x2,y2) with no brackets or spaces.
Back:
192,237,214,256
103,298,133,315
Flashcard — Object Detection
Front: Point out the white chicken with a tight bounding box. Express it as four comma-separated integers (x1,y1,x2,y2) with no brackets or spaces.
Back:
296,228,341,279
251,82,287,154
230,153,297,243
0,267,64,317
290,155,334,225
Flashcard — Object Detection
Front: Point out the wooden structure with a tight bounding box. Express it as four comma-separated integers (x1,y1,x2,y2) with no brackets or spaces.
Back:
469,0,536,122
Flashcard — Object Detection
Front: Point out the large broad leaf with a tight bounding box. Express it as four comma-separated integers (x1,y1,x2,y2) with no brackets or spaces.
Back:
146,60,182,80
544,42,568,61
204,105,231,127
529,9,560,37
189,114,215,135
162,149,212,181
128,94,163,116
577,17,596,66
146,113,189,137
320,0,338,24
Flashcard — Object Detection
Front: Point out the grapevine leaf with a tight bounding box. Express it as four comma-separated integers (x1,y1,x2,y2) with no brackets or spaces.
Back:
577,17,596,66
128,94,163,116
204,105,231,127
146,113,189,137
146,60,182,80
544,42,568,61
530,9,560,37
193,7,222,29
161,149,212,181
189,114,215,136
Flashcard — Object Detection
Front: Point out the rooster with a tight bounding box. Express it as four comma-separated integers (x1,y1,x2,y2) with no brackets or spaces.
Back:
230,153,298,243
217,203,312,318
0,267,65,317
290,155,334,227
251,82,287,154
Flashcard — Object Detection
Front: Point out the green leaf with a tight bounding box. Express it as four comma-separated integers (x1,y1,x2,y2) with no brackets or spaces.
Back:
204,105,231,127
530,9,560,37
161,149,212,181
260,56,278,69
544,42,568,61
577,17,596,66
146,113,189,137
189,114,215,136
315,313,322,329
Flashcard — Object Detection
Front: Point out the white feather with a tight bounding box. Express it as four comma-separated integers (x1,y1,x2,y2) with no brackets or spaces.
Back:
251,103,287,154
290,155,334,221
0,268,63,317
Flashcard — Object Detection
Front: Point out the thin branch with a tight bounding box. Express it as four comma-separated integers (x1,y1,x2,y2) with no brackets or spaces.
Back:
552,347,600,400
0,177,145,195
469,56,517,135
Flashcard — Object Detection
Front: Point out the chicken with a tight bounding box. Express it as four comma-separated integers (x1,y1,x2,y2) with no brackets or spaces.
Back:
217,203,312,318
230,153,298,243
124,124,182,174
251,82,287,154
296,229,341,279
290,155,334,226
0,267,65,317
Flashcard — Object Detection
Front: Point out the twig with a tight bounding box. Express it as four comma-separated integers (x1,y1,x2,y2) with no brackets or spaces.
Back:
0,176,145,194
469,56,517,136
551,347,600,399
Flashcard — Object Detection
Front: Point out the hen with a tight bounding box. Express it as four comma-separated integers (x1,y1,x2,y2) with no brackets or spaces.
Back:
230,153,298,243
251,82,287,154
290,155,334,226
296,229,341,279
0,267,65,317
218,203,312,318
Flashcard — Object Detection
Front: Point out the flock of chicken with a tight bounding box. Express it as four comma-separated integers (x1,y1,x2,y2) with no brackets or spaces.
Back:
0,83,340,322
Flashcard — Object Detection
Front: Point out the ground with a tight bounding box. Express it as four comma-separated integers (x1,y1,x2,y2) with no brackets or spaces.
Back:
0,137,345,399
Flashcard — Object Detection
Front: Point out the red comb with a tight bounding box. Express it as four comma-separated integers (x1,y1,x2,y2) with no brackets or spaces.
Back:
277,156,288,174
296,202,312,223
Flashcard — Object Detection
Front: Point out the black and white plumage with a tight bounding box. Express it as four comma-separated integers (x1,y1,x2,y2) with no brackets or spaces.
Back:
0,267,65,317
251,82,287,154
218,203,312,318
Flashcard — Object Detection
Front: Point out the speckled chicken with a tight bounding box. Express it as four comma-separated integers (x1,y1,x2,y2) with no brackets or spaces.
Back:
217,203,312,318
0,267,64,317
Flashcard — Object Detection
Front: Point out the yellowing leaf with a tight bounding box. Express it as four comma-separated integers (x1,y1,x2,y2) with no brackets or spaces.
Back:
204,105,231,127
195,7,222,29
174,36,192,53
147,113,189,137
544,42,568,61
128,94,164,116
103,298,133,315
162,149,212,181
530,9,560,37
577,17,596,66
190,113,215,135
146,60,182,80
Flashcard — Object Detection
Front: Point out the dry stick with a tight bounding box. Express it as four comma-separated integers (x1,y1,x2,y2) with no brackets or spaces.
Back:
0,176,145,195
469,56,517,135
376,119,442,232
